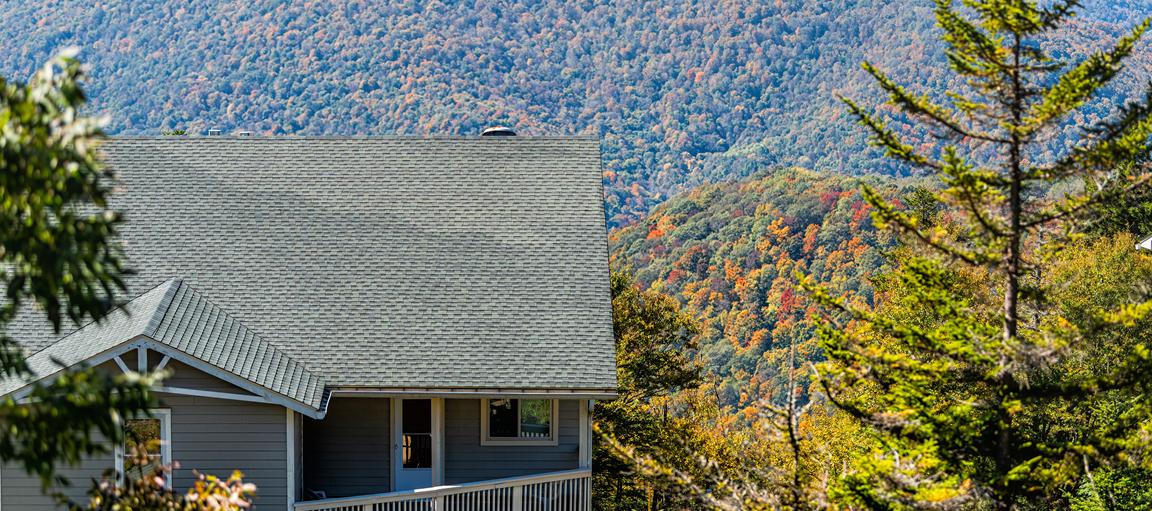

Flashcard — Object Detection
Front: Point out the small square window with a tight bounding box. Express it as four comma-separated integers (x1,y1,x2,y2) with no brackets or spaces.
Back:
117,410,171,484
124,418,164,478
481,399,557,446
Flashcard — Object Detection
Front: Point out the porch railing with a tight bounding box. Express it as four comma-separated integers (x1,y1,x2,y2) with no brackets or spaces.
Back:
294,468,592,511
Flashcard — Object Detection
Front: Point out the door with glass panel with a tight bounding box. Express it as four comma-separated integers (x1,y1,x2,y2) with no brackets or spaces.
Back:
393,399,434,490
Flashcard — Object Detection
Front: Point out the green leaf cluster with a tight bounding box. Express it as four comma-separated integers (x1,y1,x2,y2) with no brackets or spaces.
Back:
0,51,155,492
594,270,723,510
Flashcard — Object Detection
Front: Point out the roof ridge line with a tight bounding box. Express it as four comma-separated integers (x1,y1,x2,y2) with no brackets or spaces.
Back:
15,279,179,361
108,135,599,141
151,280,322,381
143,278,183,339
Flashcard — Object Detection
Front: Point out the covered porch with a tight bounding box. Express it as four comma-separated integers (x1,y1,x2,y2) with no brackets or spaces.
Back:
295,396,594,510
294,469,591,511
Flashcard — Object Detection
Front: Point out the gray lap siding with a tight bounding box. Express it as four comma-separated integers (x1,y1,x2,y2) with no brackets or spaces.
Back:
298,397,582,495
1,360,121,509
1,360,289,510
444,398,580,484
165,395,289,509
301,397,391,498
161,358,249,393
4,387,585,510
1,447,115,510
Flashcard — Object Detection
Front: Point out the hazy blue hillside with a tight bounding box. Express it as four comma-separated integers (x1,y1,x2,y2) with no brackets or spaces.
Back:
0,0,1147,223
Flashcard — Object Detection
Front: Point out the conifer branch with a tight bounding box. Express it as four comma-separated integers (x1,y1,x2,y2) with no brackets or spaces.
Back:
841,97,944,172
861,185,991,266
1034,87,1152,180
936,1,1010,76
939,148,1010,238
863,62,1010,143
1021,172,1152,230
1037,0,1081,30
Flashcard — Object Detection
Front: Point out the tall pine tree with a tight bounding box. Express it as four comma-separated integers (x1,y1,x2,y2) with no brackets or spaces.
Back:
812,1,1152,509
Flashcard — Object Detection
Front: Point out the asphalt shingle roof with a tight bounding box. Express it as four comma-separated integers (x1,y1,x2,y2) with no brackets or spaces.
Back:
6,136,616,394
0,281,172,397
1,279,327,410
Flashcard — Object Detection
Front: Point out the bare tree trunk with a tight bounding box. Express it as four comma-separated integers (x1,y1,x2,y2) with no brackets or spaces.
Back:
785,335,806,511
996,32,1026,511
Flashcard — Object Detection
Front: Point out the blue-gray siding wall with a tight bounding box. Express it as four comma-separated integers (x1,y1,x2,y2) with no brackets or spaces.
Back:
1,358,289,510
0,442,115,510
1,359,122,510
165,395,288,509
302,397,390,498
161,357,248,393
444,399,580,484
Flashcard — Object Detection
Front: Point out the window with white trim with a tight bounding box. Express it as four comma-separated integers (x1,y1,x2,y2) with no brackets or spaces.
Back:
116,409,172,483
480,399,558,446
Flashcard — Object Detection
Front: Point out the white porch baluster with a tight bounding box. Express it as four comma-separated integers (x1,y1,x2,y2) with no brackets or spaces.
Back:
512,485,524,511
294,469,590,511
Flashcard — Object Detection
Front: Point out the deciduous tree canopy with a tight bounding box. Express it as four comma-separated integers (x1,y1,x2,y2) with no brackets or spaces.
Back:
0,1,1146,224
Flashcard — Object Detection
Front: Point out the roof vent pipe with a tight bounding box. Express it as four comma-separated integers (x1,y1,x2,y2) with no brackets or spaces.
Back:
481,126,516,137
207,128,222,136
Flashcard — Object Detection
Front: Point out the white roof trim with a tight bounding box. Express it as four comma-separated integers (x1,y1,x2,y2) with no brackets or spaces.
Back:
5,335,325,419
1138,235,1152,251
8,334,155,401
143,342,325,418
328,388,618,400
153,386,266,403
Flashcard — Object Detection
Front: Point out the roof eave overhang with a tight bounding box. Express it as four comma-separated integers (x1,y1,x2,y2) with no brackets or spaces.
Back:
325,387,619,400
4,335,326,419
141,341,326,418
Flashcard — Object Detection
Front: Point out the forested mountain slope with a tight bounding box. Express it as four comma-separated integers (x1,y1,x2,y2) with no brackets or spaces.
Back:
0,1,1146,224
610,168,914,407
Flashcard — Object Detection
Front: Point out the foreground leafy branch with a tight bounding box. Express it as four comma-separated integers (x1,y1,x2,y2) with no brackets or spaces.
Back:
0,50,260,508
0,49,160,490
72,447,255,510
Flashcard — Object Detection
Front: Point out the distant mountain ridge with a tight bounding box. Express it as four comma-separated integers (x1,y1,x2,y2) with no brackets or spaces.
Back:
0,0,1147,224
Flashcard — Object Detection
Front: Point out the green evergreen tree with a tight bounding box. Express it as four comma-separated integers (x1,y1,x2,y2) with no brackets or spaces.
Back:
811,1,1152,509
1084,155,1152,237
593,270,704,510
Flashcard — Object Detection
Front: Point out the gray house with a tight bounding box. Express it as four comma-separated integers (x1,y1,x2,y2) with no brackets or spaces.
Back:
0,134,616,510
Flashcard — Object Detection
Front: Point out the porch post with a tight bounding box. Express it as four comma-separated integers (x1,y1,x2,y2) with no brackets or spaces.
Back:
578,399,592,469
286,409,297,509
580,400,595,510
432,398,445,486
390,398,400,492
512,485,524,511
